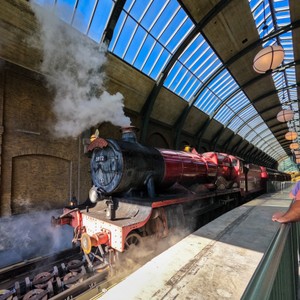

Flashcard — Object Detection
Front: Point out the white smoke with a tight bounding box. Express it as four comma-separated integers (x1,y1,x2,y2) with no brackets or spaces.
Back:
29,2,131,138
0,210,73,268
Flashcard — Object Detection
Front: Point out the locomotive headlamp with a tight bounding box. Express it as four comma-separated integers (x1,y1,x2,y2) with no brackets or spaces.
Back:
89,186,99,203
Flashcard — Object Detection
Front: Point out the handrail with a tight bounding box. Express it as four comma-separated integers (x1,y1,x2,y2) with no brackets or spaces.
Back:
241,222,298,300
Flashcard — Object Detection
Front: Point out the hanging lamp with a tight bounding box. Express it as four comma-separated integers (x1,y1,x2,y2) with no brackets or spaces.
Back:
285,131,298,140
289,143,299,150
277,109,294,122
252,1,284,74
253,45,284,74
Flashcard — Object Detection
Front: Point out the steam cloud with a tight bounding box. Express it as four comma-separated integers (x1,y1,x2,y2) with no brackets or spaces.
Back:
0,210,73,268
114,230,189,283
29,3,131,138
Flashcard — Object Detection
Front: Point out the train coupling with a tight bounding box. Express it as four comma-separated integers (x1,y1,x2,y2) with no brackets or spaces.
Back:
51,215,72,226
51,208,78,226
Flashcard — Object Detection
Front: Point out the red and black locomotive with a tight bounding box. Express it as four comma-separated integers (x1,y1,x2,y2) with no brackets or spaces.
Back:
53,126,290,267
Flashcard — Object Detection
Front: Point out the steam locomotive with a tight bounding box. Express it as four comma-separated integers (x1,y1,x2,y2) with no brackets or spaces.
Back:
53,126,290,268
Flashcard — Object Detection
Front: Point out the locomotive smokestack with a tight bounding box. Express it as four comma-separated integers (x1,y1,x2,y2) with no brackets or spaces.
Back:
121,126,138,143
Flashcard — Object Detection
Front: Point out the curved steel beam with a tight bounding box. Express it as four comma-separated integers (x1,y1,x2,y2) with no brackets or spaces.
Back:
211,126,226,150
242,148,252,160
248,148,263,164
222,132,235,150
174,20,300,148
198,81,298,153
228,80,299,134
139,0,234,143
103,0,126,44
238,142,251,157
251,149,261,163
230,137,244,154
212,126,225,150
245,121,290,143
240,143,252,157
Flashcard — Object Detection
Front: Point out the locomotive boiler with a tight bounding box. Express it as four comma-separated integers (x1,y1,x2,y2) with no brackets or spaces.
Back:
88,126,239,203
53,126,290,269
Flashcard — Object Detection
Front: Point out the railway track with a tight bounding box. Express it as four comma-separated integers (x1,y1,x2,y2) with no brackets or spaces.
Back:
0,232,190,300
0,247,110,300
0,198,251,300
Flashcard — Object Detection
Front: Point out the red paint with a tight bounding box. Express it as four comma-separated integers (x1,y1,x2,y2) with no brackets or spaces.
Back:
159,149,217,186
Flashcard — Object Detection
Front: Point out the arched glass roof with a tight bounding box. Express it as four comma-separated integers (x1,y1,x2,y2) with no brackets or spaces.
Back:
33,0,299,165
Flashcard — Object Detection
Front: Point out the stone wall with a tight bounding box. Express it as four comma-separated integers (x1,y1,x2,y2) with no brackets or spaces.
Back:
0,0,209,216
0,62,92,215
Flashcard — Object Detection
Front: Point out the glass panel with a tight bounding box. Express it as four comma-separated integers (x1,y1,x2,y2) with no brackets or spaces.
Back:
123,26,147,63
142,43,164,74
33,0,293,161
33,0,55,6
228,116,246,132
72,0,98,34
55,0,77,23
195,88,221,114
88,0,114,42
251,134,262,145
140,0,171,29
129,0,152,21
195,69,238,114
214,105,235,123
149,49,171,79
228,93,249,111
247,116,263,128
246,131,257,142
110,0,194,81
180,35,205,67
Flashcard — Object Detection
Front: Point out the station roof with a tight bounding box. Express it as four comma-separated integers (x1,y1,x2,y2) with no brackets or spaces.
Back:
33,0,300,169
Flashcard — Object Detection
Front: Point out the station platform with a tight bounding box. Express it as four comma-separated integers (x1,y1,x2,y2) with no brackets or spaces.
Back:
98,188,293,299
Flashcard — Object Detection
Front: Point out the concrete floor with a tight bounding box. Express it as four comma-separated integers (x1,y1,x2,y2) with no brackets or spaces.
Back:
98,189,293,300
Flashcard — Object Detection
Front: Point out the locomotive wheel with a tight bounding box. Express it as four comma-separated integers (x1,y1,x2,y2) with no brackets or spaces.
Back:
32,272,53,289
23,289,48,300
67,259,83,272
125,233,142,250
63,272,83,288
117,233,143,267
